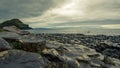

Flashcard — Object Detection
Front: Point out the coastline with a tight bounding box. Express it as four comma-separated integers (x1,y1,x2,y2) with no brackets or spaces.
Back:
0,28,120,68
26,29,120,35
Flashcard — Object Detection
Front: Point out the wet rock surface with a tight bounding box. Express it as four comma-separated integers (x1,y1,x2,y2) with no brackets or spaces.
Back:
18,30,30,35
3,26,20,33
43,42,120,68
36,34,120,59
0,32,20,40
18,36,46,52
0,27,120,68
0,50,49,68
0,38,11,51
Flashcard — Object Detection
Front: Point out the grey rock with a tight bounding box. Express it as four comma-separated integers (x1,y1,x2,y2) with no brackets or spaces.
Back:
3,26,20,33
18,30,30,35
19,37,46,52
102,49,120,58
42,48,80,68
0,38,11,51
59,56,80,68
42,49,59,57
0,50,49,68
0,32,20,40
46,41,63,49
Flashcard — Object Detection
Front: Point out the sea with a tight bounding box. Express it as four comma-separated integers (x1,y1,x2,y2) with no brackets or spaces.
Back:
26,28,120,35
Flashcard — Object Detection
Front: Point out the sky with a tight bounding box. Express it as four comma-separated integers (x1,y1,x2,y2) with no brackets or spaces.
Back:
0,0,120,29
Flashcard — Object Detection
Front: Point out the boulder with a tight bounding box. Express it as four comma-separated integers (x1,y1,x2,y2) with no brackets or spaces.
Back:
102,49,120,58
0,32,20,48
19,37,46,52
46,41,62,49
42,49,80,68
42,41,120,68
0,32,20,40
18,30,30,35
59,56,80,68
3,26,20,33
0,38,11,51
56,44,101,59
0,50,49,68
42,49,59,57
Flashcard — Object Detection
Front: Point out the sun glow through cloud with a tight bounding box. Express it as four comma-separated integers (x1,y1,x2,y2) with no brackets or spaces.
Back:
21,0,87,27
101,24,120,29
51,0,84,16
18,0,120,29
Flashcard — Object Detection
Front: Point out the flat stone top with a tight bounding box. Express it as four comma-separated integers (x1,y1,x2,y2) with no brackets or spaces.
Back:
0,50,45,68
3,26,20,33
19,37,45,43
0,32,20,39
0,32,45,43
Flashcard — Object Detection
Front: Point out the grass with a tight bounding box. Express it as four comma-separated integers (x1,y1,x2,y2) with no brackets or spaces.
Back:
0,29,9,32
12,41,22,49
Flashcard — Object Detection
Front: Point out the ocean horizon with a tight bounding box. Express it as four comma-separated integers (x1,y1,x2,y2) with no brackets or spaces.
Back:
27,28,120,35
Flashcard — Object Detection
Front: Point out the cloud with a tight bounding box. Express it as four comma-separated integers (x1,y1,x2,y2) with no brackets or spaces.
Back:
0,0,66,21
0,0,120,29
86,0,120,10
101,24,120,29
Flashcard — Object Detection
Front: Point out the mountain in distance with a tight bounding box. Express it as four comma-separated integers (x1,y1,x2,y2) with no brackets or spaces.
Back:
0,18,32,29
34,28,55,30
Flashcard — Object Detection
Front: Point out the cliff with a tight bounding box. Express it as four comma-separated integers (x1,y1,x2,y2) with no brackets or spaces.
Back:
0,19,32,29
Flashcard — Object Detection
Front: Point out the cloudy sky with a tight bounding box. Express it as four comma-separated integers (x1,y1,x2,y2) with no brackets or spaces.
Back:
0,0,120,29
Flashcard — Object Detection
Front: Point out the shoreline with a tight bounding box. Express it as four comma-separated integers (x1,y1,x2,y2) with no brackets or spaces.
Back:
25,29,120,36
0,27,120,68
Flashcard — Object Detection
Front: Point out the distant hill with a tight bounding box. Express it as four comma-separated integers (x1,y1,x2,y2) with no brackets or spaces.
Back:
0,19,32,29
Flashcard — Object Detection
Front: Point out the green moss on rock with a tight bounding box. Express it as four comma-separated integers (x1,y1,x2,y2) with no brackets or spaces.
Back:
0,19,32,29
0,29,9,32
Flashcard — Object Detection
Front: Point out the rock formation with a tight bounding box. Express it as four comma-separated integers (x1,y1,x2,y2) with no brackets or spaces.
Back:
0,50,49,68
0,19,32,29
0,19,120,68
0,38,11,51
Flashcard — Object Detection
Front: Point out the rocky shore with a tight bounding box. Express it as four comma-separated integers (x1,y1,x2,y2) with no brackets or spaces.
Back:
0,19,120,68
36,33,120,59
0,28,119,68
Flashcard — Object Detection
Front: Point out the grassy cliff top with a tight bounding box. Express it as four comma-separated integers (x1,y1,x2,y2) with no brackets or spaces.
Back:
0,19,32,29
